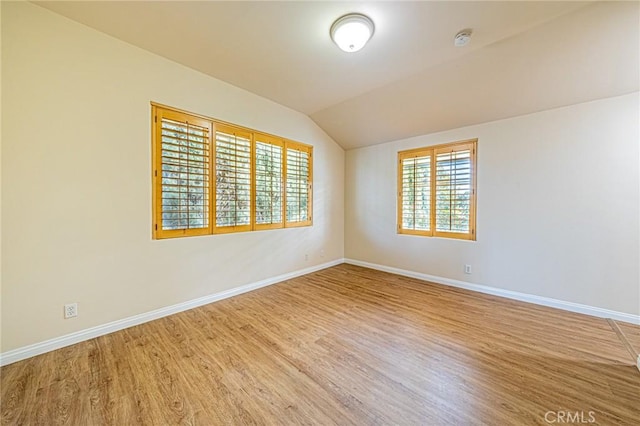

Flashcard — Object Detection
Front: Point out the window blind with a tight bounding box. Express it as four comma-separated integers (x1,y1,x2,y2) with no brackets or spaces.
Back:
255,135,284,229
152,103,313,239
215,126,252,231
397,140,476,240
155,109,212,238
435,146,472,234
286,143,312,226
401,154,431,231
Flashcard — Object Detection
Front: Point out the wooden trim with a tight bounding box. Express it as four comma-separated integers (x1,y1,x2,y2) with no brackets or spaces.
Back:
254,222,285,231
470,140,477,240
250,131,257,231
151,105,158,239
284,141,313,227
212,123,253,234
285,140,312,154
420,138,478,152
254,134,285,231
285,219,312,229
255,133,285,148
150,101,306,148
208,118,215,238
213,123,253,141
308,146,313,227
152,103,313,239
397,148,434,236
430,149,436,235
282,137,289,228
153,106,213,240
156,228,212,239
397,154,401,235
398,139,477,241
398,228,433,237
431,230,475,241
398,146,432,159
213,225,252,234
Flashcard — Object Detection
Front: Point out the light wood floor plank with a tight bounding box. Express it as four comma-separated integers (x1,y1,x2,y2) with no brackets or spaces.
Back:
2,264,639,425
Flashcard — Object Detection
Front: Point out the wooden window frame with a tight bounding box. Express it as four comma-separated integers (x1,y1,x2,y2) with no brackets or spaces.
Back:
284,141,313,228
254,133,285,231
397,139,477,241
151,103,313,240
397,146,434,237
152,106,213,239
213,123,254,234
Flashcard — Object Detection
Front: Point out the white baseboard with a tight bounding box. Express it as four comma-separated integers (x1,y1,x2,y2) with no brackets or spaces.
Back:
344,258,640,326
0,259,344,367
3,257,638,367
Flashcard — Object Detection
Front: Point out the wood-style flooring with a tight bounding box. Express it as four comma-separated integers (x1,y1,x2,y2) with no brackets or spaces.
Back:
1,264,639,425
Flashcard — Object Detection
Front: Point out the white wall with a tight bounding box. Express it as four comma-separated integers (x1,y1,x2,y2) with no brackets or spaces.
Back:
1,2,344,352
346,93,640,316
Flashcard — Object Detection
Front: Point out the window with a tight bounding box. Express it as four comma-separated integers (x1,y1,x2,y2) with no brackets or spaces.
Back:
398,139,477,240
152,104,312,239
285,142,312,227
214,125,252,233
255,134,284,230
153,108,212,238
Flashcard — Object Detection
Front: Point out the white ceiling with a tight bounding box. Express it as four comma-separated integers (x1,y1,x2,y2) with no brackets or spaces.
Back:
35,1,639,149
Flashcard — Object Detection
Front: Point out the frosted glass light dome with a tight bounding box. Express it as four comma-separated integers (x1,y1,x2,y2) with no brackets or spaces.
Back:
330,14,375,53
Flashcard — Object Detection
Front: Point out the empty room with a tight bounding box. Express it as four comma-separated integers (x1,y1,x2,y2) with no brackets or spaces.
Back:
1,1,639,424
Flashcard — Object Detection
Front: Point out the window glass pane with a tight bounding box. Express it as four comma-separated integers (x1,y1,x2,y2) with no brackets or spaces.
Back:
160,117,210,231
154,106,313,238
216,130,251,227
286,148,310,223
401,156,431,231
435,150,471,233
255,141,283,225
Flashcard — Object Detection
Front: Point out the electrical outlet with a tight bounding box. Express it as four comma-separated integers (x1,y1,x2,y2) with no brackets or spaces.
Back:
320,250,325,258
64,303,78,319
464,264,472,274
304,253,309,261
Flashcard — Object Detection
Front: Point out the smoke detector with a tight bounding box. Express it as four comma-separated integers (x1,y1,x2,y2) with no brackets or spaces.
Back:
454,29,472,47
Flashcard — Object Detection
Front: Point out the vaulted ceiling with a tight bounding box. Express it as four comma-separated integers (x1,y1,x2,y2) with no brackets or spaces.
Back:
36,1,639,149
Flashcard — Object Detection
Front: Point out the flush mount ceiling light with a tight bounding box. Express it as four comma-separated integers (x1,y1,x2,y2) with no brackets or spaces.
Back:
330,13,375,53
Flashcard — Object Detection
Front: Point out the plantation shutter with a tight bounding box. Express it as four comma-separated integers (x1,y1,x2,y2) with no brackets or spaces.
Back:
154,108,212,239
434,142,475,238
285,142,312,226
255,134,284,229
397,139,476,240
152,103,314,239
399,150,432,234
214,125,252,233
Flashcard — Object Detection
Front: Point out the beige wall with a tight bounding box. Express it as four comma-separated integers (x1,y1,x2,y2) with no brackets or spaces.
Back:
346,93,640,316
1,2,344,352
2,1,638,356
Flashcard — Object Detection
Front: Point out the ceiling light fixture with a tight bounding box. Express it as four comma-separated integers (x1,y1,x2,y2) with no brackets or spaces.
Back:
330,13,375,53
454,29,473,47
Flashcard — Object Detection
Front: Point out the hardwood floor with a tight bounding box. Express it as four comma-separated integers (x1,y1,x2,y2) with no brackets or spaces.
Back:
616,321,640,359
1,264,639,425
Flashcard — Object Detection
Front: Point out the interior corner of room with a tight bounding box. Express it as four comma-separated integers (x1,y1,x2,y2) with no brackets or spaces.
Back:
1,0,639,423
2,0,639,363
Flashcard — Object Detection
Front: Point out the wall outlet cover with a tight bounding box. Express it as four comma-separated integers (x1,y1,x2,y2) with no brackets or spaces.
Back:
64,303,78,319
